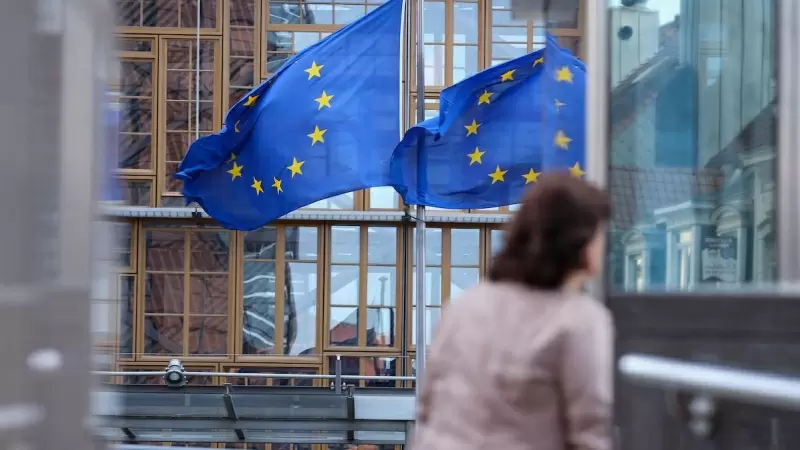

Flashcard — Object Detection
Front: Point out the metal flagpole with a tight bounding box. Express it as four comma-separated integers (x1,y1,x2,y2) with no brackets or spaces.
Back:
414,0,428,391
195,0,201,142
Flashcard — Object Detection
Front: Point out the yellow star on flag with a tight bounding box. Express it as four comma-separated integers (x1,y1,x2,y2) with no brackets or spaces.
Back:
244,95,259,107
522,168,540,184
234,120,241,132
554,130,572,150
287,157,305,177
501,69,515,82
554,99,565,112
226,153,236,163
226,161,244,180
489,166,508,184
569,162,585,178
478,90,493,105
533,56,544,67
251,177,264,195
314,91,334,110
464,119,481,136
308,125,327,145
305,61,324,80
467,147,485,165
555,66,573,83
272,177,283,193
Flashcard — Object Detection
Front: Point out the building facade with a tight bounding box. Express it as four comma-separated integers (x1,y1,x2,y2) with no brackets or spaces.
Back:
107,2,586,448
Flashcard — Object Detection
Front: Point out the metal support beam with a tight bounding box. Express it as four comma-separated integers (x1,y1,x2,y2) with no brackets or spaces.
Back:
121,428,136,441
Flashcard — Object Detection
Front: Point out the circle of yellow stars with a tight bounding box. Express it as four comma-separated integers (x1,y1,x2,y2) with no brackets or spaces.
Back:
461,59,584,185
226,60,334,197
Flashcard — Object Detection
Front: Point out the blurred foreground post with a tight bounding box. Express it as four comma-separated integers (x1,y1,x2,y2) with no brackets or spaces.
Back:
0,0,112,448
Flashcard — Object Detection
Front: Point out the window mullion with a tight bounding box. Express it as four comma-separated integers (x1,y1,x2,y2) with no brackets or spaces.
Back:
358,225,369,347
275,226,287,355
445,0,454,86
183,229,191,357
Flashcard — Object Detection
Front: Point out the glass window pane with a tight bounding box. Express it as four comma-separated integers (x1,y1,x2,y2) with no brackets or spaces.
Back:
286,261,318,355
490,229,505,256
145,230,184,271
453,2,478,44
412,228,443,266
118,275,135,357
285,226,318,260
241,260,277,355
330,265,359,306
451,267,480,299
369,186,398,209
450,228,480,265
303,192,355,209
453,45,479,84
424,44,446,86
412,267,442,306
607,0,777,290
368,227,397,264
329,306,358,346
190,232,230,272
411,307,440,346
424,2,446,43
331,226,360,264
244,227,277,259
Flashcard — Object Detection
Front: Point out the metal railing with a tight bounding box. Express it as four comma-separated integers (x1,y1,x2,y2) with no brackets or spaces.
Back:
93,357,416,394
618,354,800,412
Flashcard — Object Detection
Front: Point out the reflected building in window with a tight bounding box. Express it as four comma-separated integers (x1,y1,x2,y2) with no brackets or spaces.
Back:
608,0,776,291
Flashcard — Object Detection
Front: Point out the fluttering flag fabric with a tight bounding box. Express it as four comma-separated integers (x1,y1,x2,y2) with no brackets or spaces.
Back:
389,34,586,209
175,0,405,230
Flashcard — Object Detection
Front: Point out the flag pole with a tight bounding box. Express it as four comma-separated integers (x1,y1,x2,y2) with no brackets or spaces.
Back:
413,0,428,391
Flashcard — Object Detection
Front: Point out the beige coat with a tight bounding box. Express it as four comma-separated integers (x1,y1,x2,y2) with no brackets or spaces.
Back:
411,282,614,450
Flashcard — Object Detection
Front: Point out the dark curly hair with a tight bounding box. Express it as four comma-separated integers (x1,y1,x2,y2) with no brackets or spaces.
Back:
489,173,610,290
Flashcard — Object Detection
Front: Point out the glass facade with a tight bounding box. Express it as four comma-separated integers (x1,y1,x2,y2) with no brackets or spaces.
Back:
109,6,580,438
607,0,776,291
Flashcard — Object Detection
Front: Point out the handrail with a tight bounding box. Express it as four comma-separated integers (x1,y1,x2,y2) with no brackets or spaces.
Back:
94,370,416,382
618,354,800,412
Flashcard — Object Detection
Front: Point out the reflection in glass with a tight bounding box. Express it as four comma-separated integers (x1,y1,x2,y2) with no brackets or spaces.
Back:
412,306,441,346
451,228,480,265
241,260,277,354
367,266,397,347
450,267,480,299
490,229,505,256
330,265,359,306
412,267,442,306
118,275,135,357
286,262,317,355
369,186,398,209
608,0,776,291
331,226,360,264
329,306,358,346
368,227,397,264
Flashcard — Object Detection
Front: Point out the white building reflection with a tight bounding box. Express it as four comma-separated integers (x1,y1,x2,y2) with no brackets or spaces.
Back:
608,0,776,291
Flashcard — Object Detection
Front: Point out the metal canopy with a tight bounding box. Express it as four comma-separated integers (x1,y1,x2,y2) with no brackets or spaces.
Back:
94,384,415,445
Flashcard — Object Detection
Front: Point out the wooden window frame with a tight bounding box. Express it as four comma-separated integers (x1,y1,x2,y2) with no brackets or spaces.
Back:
406,224,485,349
325,224,404,352
137,223,237,362
116,0,225,36
409,0,486,93
112,220,139,360
484,0,584,65
115,36,159,206
223,0,263,113
235,222,325,364
156,35,224,206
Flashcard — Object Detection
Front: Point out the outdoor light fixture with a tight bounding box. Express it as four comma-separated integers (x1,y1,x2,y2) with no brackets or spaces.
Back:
164,359,187,388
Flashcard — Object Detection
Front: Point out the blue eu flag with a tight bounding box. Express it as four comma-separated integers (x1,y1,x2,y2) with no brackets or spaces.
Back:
176,0,405,230
389,34,586,209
